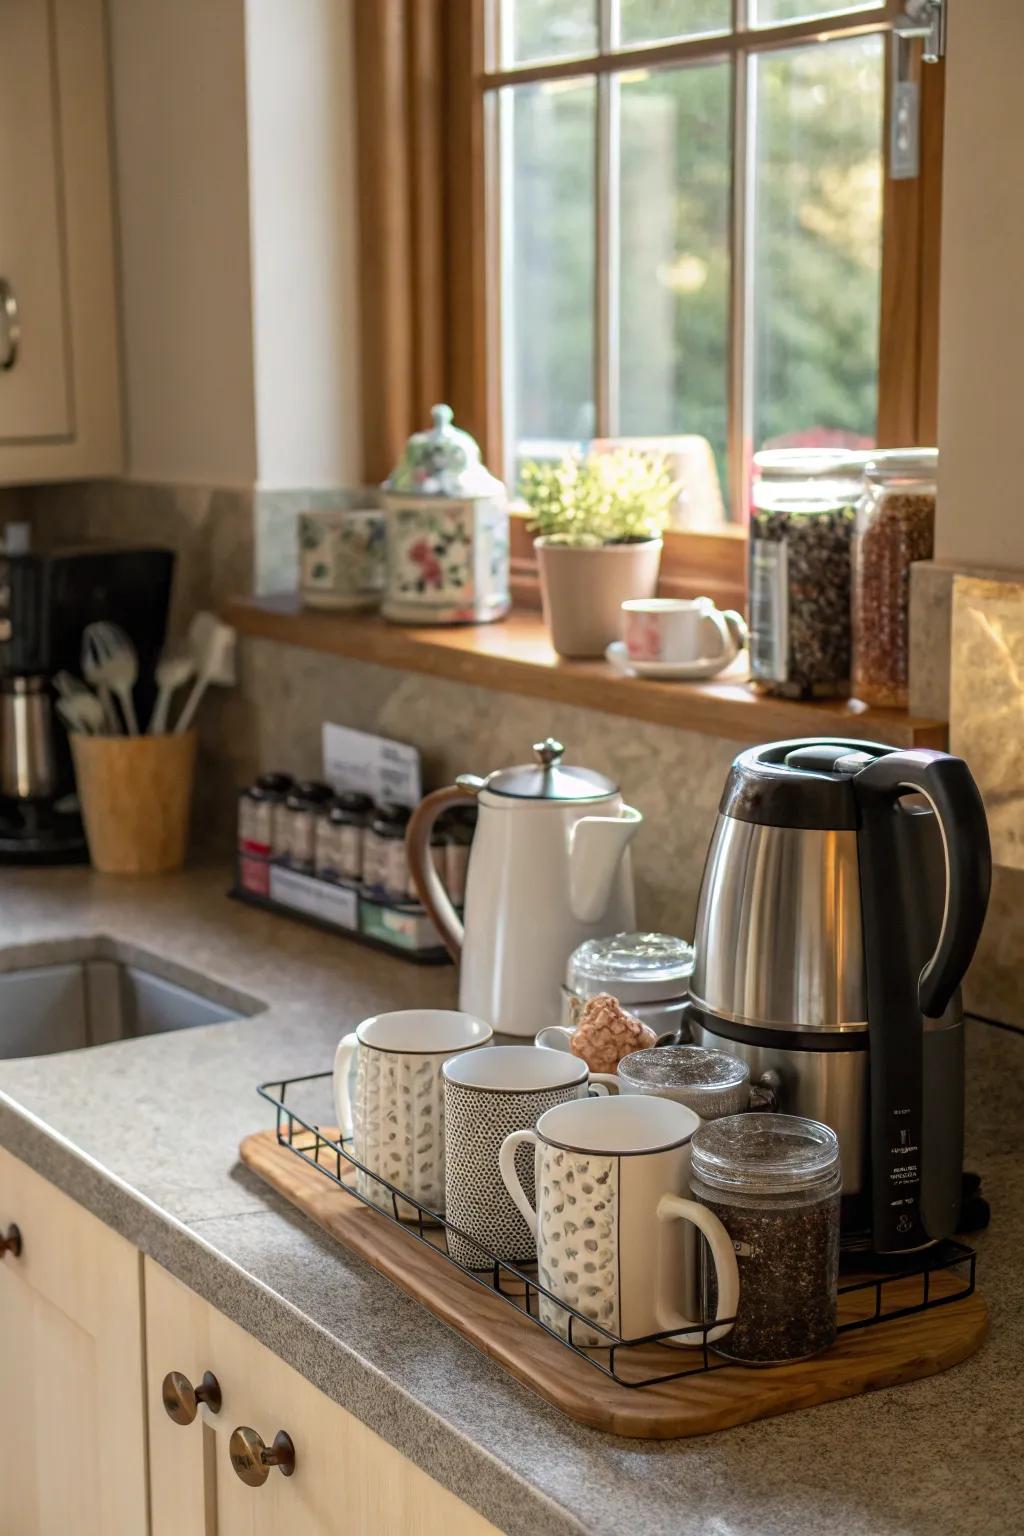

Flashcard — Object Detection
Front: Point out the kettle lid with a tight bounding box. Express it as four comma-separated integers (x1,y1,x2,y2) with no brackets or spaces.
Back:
485,739,618,803
721,737,895,830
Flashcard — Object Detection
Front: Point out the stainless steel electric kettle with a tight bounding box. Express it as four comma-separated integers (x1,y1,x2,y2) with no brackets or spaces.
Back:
687,737,991,1254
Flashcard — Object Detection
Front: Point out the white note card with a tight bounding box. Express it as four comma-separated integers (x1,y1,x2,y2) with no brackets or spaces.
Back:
322,723,422,808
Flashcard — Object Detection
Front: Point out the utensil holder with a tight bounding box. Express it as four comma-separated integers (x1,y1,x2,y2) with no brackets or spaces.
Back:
71,731,197,874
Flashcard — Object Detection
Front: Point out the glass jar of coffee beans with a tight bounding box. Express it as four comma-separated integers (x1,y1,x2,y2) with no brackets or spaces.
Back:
749,451,866,698
690,1112,841,1365
852,450,937,708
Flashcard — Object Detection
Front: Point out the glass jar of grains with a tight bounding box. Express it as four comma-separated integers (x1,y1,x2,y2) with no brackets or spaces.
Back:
852,449,937,708
690,1112,841,1364
749,450,866,699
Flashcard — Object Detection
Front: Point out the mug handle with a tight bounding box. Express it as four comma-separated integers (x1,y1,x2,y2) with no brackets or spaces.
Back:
499,1129,540,1236
588,1073,620,1097
702,607,749,665
655,1194,739,1346
536,1025,577,1051
333,1032,359,1140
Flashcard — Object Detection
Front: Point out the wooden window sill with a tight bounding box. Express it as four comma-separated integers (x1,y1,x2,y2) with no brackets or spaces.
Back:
223,594,948,750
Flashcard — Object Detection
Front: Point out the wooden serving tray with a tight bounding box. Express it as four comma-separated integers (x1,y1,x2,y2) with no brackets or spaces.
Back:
240,1130,988,1439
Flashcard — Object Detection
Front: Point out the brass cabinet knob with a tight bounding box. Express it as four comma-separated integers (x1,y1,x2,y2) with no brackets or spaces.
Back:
0,1224,21,1259
229,1426,296,1487
161,1369,223,1425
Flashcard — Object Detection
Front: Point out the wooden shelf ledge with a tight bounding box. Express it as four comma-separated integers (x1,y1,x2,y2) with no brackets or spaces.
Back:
223,594,948,750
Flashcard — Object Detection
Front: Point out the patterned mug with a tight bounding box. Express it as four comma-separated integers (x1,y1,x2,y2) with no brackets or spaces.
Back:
334,1010,493,1220
299,508,386,610
442,1045,612,1270
499,1094,738,1347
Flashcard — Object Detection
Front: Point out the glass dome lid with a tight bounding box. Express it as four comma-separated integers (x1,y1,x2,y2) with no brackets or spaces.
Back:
383,403,504,500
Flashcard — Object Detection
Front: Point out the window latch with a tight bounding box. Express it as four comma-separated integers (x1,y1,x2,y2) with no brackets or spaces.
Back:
890,2,946,182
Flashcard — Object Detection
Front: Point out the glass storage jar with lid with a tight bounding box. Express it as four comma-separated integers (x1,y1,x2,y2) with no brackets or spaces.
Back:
749,449,868,699
851,448,937,708
563,931,695,1039
690,1112,841,1364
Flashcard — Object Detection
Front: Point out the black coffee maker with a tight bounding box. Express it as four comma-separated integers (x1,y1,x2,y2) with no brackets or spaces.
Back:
0,544,175,862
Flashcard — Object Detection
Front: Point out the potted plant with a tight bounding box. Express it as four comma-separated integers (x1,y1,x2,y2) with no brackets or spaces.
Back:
521,449,675,658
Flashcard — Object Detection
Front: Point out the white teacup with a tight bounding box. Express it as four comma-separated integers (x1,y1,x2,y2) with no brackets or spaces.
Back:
334,1009,492,1219
499,1094,738,1347
299,507,386,611
621,596,746,667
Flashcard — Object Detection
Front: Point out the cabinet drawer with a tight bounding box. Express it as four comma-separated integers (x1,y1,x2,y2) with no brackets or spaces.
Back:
145,1258,500,1536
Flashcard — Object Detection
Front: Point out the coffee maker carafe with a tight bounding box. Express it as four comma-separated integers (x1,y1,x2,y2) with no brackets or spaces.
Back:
688,738,991,1255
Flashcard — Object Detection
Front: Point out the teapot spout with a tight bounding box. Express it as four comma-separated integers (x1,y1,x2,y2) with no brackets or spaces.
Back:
568,805,642,924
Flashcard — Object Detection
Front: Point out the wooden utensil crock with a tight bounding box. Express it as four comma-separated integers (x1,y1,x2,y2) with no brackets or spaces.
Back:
71,731,197,875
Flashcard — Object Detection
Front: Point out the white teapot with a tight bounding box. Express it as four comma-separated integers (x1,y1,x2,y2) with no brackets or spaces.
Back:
406,740,642,1036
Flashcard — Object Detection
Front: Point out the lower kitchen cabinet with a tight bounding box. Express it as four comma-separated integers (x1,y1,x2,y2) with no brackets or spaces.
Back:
0,1146,149,1536
146,1257,501,1536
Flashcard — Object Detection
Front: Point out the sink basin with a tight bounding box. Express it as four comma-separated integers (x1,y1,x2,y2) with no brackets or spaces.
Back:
0,940,265,1058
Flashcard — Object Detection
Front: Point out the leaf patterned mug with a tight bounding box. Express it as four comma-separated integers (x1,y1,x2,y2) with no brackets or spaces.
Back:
299,509,386,610
499,1094,738,1346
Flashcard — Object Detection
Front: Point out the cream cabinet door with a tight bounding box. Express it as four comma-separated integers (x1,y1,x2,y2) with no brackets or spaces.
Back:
0,1146,149,1536
145,1258,502,1536
0,0,71,439
0,0,121,480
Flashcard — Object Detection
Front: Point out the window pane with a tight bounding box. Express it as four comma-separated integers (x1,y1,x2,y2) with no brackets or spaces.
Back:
503,81,597,483
618,64,731,505
752,1,883,27
619,1,730,47
750,35,884,459
503,0,597,65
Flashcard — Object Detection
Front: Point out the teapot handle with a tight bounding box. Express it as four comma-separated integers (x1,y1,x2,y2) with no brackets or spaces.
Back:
406,785,476,962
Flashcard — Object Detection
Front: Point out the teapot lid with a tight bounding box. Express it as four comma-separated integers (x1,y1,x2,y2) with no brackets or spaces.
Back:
483,739,618,803
382,403,504,500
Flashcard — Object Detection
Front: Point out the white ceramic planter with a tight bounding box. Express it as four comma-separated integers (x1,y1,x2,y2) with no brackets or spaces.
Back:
536,538,663,658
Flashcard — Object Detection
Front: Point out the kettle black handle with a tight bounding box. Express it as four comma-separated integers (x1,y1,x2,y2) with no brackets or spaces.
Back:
854,749,991,1017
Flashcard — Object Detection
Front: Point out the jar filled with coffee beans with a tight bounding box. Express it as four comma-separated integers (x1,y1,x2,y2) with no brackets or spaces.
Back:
852,449,937,708
749,451,866,699
690,1112,841,1364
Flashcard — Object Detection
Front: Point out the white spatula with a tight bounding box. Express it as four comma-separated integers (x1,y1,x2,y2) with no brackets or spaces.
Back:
174,613,237,733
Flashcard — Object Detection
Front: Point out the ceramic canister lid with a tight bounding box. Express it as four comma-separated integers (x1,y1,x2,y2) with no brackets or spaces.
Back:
383,403,504,500
482,738,618,803
568,931,695,1004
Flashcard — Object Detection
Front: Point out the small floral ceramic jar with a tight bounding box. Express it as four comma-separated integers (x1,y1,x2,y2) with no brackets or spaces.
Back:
380,404,510,625
299,508,386,611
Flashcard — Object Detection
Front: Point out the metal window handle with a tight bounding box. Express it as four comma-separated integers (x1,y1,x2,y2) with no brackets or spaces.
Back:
0,280,19,371
0,1223,21,1259
161,1369,223,1425
229,1426,296,1487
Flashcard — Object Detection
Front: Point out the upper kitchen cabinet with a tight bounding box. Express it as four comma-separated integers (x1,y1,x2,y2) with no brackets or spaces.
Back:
0,0,122,483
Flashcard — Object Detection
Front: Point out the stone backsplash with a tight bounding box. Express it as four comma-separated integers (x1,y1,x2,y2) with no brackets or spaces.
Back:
8,482,1021,1025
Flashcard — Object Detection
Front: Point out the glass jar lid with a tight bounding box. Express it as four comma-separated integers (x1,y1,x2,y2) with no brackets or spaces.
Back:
383,403,504,500
568,931,694,1003
863,447,938,490
690,1112,840,1195
754,447,871,482
618,1045,746,1091
485,739,618,803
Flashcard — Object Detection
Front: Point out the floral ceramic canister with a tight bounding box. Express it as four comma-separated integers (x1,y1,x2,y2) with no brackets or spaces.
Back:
299,508,386,611
380,404,510,625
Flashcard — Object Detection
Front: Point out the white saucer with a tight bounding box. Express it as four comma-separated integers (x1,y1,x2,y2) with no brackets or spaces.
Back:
605,641,747,682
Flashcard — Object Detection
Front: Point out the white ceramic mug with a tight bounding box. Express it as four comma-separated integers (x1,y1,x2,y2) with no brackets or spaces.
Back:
621,596,747,667
443,1045,612,1269
499,1095,738,1346
334,1009,493,1219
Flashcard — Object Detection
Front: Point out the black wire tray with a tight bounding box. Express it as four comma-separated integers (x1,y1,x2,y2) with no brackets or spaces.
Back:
258,1070,978,1391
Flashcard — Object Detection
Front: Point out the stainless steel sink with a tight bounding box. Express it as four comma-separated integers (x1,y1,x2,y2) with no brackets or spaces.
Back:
0,941,265,1058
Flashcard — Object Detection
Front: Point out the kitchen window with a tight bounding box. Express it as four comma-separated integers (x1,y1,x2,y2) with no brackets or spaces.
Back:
472,0,943,524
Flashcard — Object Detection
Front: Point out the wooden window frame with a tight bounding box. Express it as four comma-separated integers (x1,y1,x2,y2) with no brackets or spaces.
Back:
447,0,945,612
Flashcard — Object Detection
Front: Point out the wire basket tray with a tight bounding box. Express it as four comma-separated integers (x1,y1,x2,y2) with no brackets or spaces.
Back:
258,1071,978,1392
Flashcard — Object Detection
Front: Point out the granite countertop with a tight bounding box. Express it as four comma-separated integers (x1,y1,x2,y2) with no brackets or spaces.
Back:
0,864,1021,1536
